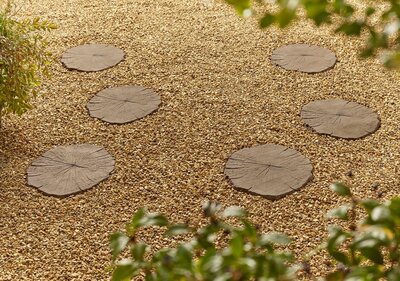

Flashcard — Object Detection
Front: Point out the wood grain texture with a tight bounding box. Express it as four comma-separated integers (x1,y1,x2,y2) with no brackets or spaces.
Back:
225,144,313,200
301,99,380,139
271,44,336,73
61,44,124,72
27,144,115,197
87,86,161,124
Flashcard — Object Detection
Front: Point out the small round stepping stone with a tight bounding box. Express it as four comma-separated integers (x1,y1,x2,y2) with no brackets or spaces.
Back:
271,44,336,73
87,86,161,124
61,44,124,72
27,144,115,197
301,99,380,139
225,144,313,200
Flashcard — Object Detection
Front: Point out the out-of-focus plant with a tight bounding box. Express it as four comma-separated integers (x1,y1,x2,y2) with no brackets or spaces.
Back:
225,0,400,68
110,202,297,281
110,183,400,280
0,0,55,126
323,183,400,280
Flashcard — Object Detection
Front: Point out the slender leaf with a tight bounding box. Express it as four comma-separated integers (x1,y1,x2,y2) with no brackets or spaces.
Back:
110,232,130,261
330,183,351,197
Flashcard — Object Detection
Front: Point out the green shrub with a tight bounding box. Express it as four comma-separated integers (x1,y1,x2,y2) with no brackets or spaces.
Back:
0,1,55,126
110,184,400,280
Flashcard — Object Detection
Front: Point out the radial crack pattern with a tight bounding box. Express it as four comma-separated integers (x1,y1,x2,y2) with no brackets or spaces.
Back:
27,144,115,197
225,144,313,200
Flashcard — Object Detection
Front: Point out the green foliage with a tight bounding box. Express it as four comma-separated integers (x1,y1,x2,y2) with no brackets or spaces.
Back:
324,183,400,280
225,0,400,68
110,201,297,281
0,1,55,125
111,184,400,280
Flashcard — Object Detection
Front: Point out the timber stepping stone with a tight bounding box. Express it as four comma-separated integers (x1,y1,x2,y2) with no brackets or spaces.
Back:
61,44,124,72
301,99,380,139
271,44,336,73
225,144,313,200
27,144,115,197
87,86,161,124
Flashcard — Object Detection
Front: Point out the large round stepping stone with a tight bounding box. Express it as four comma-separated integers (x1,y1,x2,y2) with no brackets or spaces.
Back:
271,44,336,73
87,86,161,124
225,144,313,200
61,44,124,72
27,144,115,197
301,99,380,139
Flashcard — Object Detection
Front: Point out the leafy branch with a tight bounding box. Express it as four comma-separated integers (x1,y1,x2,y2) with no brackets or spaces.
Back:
225,0,400,68
110,184,400,280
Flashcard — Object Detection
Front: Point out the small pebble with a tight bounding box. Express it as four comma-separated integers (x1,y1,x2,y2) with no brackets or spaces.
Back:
346,170,353,177
371,182,379,190
302,261,311,274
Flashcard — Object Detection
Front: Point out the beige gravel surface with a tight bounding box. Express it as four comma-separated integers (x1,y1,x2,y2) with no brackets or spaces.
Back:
0,0,399,280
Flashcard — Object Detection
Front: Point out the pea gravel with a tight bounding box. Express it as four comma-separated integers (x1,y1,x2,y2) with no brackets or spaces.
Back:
0,0,399,280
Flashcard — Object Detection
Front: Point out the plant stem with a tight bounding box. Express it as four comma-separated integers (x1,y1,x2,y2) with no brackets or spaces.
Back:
0,106,3,129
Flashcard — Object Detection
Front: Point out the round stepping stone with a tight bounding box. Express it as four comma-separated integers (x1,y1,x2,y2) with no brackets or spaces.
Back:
271,44,336,73
301,99,380,139
87,86,161,124
225,144,313,200
61,44,124,72
27,144,115,197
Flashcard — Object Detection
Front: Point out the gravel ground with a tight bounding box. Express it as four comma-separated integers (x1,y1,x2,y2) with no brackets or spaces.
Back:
0,0,399,280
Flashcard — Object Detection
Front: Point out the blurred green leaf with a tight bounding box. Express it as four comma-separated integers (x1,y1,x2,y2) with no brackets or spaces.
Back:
138,213,168,228
330,183,351,197
326,270,346,281
336,20,364,36
387,268,400,281
371,206,391,222
165,224,190,236
346,266,382,280
361,199,380,213
131,243,147,261
259,232,291,246
333,0,355,17
110,232,130,261
129,208,146,230
111,260,137,281
353,238,384,264
260,13,275,28
276,8,296,28
327,205,351,220
327,226,350,263
229,234,244,258
388,197,400,218
364,225,394,244
222,206,246,218
203,201,221,217
304,0,330,25
365,7,376,17
225,0,251,16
